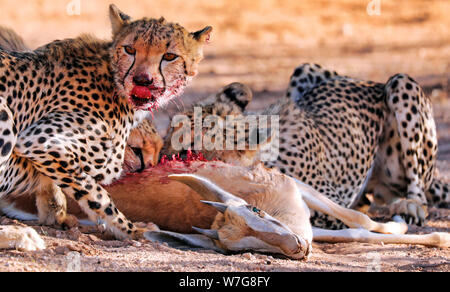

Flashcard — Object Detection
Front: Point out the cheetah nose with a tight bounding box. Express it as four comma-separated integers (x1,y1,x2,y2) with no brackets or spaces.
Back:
133,74,154,87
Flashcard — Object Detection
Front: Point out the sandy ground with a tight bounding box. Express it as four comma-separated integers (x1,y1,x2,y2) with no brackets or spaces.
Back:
0,0,449,271
0,207,449,272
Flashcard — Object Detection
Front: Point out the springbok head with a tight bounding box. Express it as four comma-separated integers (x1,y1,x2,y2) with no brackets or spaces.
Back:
145,172,312,260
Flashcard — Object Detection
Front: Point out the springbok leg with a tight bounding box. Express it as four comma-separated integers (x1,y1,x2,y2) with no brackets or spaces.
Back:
312,227,450,248
294,179,408,235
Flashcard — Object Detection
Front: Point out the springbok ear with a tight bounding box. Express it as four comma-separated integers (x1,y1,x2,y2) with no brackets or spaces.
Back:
191,26,213,43
109,4,131,35
168,174,247,205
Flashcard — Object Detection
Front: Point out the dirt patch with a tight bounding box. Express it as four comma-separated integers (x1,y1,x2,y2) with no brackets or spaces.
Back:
0,0,449,271
0,210,448,272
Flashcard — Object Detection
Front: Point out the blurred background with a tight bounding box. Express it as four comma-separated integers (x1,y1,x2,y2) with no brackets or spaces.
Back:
0,0,449,168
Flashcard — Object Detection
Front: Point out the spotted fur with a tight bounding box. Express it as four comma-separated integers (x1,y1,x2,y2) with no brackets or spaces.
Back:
161,82,268,165
0,5,211,239
124,119,163,173
164,63,449,228
275,65,440,227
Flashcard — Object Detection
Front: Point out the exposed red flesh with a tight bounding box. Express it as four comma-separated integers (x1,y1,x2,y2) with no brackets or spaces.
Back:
107,150,217,187
159,149,210,165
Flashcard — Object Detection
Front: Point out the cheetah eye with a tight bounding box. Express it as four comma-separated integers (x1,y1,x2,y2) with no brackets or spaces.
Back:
162,53,178,62
123,46,136,55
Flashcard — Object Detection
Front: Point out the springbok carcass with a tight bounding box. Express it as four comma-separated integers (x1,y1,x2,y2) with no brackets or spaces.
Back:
118,158,450,259
2,152,449,259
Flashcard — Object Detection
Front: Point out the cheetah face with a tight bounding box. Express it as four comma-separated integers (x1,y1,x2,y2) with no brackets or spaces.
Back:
123,119,163,173
109,5,212,111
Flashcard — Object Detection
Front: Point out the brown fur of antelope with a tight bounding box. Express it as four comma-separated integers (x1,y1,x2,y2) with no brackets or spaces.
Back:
6,157,449,258
4,160,313,259
2,122,449,258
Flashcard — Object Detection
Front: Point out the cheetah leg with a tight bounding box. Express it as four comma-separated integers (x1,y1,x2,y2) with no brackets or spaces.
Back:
24,160,143,240
0,97,16,175
13,115,152,240
0,98,45,251
384,74,438,225
294,179,408,235
35,176,78,229
312,227,450,248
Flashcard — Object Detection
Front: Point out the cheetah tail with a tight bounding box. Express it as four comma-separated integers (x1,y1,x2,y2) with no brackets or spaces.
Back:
0,26,29,52
426,179,450,208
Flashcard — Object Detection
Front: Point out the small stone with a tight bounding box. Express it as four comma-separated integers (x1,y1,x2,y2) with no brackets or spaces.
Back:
88,234,100,242
132,240,142,247
67,244,82,253
242,252,255,260
55,246,69,255
67,228,82,241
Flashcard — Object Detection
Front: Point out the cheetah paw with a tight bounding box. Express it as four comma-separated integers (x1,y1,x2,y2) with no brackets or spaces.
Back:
58,214,79,230
389,198,428,226
39,212,79,230
0,226,46,251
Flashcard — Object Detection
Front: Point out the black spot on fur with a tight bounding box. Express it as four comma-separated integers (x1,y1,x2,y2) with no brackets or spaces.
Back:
1,141,11,156
88,201,101,210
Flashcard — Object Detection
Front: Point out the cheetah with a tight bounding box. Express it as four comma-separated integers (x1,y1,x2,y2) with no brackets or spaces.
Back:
162,82,261,165
123,119,163,174
0,26,162,176
162,64,449,228
0,4,212,246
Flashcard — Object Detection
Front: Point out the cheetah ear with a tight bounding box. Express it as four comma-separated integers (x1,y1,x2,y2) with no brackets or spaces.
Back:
109,4,132,36
191,26,213,43
220,83,253,111
158,17,166,24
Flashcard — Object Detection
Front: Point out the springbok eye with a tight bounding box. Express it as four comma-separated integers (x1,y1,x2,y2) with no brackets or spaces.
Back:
163,53,178,62
247,205,261,214
124,46,136,55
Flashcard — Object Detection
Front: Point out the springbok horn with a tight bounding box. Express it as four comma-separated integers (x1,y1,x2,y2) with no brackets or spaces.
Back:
200,201,227,213
168,174,247,205
192,227,219,240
